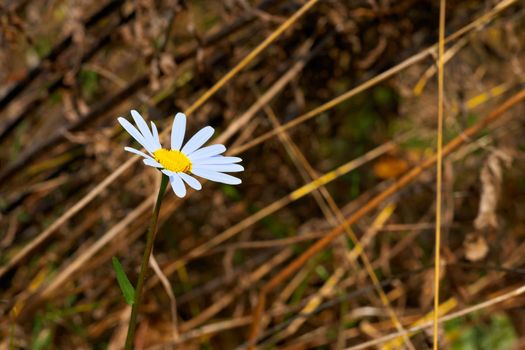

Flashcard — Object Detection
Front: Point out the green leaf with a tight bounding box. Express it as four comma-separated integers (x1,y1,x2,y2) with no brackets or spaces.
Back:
112,257,135,305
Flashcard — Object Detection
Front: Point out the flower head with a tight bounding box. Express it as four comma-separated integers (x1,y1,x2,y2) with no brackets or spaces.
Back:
118,110,243,197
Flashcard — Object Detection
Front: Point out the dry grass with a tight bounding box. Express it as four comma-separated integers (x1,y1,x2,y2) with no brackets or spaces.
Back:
1,0,525,349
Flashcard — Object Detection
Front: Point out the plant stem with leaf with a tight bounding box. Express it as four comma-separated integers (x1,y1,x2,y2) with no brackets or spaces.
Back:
125,174,169,349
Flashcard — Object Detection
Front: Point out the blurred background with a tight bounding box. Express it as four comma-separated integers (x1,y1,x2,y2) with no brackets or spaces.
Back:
1,0,525,348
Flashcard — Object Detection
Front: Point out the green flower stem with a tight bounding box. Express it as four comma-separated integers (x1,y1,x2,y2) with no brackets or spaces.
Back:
125,174,169,350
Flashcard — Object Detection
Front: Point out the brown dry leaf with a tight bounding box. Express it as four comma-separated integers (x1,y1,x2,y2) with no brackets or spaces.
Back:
373,155,409,179
474,148,512,230
464,232,489,262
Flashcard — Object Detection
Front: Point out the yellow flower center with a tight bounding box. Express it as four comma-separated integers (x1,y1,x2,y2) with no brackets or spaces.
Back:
153,149,192,173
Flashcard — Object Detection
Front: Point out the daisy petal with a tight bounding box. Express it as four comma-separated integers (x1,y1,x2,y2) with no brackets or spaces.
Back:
191,168,242,185
161,169,176,177
181,126,214,155
188,144,226,161
179,173,202,191
193,156,242,165
193,164,244,173
150,121,161,150
118,118,153,152
131,110,154,142
124,146,154,160
144,158,163,168
171,113,186,151
169,174,187,198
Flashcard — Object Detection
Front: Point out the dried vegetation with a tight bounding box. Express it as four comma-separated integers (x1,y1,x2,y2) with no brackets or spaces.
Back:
1,0,525,348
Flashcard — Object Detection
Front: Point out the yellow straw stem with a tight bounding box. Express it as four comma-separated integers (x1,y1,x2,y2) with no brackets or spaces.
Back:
434,0,446,349
184,0,320,116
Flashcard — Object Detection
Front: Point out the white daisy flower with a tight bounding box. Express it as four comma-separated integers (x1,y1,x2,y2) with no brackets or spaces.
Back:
118,110,243,197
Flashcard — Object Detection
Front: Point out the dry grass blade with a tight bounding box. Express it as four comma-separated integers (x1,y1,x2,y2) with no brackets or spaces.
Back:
150,139,397,283
1,0,513,285
253,238,525,349
0,157,136,279
258,98,413,347
11,37,327,316
2,1,524,348
149,255,179,342
345,283,525,350
248,89,525,345
19,196,154,313
433,0,446,348
0,0,319,280
278,205,395,342
180,248,294,331
230,0,518,156
185,0,320,116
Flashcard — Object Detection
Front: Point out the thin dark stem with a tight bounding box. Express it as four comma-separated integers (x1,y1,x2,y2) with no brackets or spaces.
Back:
125,174,169,350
